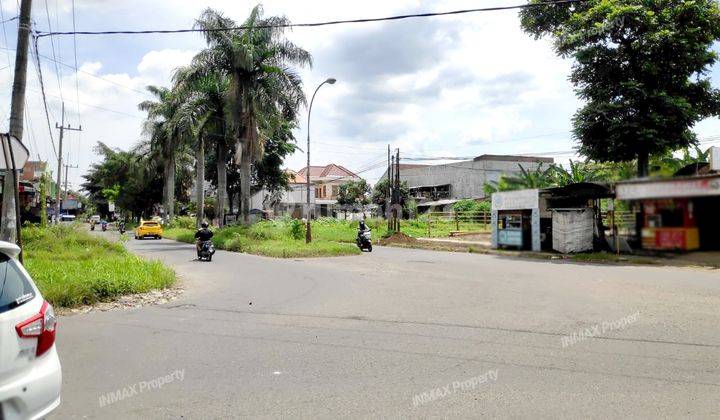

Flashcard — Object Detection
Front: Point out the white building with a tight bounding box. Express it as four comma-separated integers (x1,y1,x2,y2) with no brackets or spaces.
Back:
251,170,315,218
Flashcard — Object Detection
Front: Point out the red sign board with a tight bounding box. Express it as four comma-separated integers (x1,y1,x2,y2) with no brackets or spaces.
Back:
655,229,686,249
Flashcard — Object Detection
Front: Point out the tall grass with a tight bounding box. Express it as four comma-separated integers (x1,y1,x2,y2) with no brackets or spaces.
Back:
164,216,489,258
164,218,361,258
23,225,175,307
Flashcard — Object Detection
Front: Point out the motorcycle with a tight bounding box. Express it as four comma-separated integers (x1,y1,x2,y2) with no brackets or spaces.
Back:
356,229,373,252
198,240,215,262
118,222,126,235
101,221,108,232
90,223,95,231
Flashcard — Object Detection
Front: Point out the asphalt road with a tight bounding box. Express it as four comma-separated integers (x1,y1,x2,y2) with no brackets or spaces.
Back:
53,234,720,419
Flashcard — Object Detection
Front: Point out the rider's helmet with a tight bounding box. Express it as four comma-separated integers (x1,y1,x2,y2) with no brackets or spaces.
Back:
201,222,209,229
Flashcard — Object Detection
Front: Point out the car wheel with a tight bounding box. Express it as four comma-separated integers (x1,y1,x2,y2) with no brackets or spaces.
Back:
157,236,162,240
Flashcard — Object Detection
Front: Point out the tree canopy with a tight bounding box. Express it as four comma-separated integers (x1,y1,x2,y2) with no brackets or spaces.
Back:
521,0,720,176
82,142,164,219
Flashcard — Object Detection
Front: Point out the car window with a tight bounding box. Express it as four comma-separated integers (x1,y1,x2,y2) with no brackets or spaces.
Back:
0,254,35,314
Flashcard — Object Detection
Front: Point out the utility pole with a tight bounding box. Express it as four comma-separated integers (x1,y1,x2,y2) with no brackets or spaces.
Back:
394,149,401,232
0,0,32,247
387,144,391,231
54,103,81,222
63,159,78,205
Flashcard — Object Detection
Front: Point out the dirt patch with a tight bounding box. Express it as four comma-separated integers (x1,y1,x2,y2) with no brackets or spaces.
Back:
379,232,418,246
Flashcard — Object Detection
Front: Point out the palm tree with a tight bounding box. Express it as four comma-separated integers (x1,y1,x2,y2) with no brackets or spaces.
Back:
550,160,600,186
194,6,311,223
484,164,556,194
138,86,183,221
172,64,230,227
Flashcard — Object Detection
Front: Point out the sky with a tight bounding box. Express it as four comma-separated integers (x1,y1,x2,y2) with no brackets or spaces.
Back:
0,0,719,190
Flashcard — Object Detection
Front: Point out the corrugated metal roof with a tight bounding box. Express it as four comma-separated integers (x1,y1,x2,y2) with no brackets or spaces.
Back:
417,199,461,207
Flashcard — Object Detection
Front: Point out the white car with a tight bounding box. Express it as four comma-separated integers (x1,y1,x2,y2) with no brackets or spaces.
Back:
0,242,61,419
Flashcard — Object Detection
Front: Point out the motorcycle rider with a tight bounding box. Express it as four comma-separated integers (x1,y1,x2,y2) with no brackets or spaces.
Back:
357,219,368,240
195,222,214,257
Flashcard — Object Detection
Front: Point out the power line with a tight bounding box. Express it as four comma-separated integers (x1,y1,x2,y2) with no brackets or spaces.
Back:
0,15,17,25
0,45,154,98
34,0,587,38
403,134,720,163
43,0,64,105
31,34,58,161
71,0,81,166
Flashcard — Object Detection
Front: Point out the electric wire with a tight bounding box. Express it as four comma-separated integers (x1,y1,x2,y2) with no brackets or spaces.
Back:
0,45,154,98
31,34,58,161
33,1,587,38
71,0,81,167
43,0,63,104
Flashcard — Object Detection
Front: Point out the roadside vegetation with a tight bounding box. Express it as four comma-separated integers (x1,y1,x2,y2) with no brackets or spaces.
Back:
163,215,491,258
164,217,361,258
22,225,175,308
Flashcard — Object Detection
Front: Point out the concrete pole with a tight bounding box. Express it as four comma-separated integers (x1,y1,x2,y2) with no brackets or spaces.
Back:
54,103,64,223
54,105,80,222
0,0,32,243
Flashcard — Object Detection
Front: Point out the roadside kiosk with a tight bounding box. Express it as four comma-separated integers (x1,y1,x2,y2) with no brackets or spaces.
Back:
616,175,720,251
491,189,545,251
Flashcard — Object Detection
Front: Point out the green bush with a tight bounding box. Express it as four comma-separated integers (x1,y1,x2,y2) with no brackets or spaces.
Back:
453,199,490,214
167,216,196,229
289,219,305,240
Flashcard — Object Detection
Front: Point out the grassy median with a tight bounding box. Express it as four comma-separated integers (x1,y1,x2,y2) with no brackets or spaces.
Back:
164,218,362,258
23,225,175,308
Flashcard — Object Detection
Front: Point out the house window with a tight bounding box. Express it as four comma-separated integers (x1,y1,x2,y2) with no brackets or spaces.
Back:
315,187,323,199
332,185,339,197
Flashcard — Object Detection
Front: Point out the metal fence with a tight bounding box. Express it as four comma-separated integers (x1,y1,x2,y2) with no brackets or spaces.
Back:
425,211,491,236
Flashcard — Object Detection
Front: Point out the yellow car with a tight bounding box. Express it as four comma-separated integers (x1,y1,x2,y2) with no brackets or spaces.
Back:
135,220,163,240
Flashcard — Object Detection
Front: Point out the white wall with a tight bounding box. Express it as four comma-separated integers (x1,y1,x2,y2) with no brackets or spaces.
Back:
251,184,315,210
398,159,550,199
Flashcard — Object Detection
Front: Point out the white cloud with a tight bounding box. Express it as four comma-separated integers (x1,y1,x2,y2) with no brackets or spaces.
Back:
136,49,198,86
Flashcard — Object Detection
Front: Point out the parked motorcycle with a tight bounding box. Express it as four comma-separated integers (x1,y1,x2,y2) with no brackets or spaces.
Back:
118,222,126,235
101,221,108,232
356,229,373,252
90,222,95,231
198,240,215,262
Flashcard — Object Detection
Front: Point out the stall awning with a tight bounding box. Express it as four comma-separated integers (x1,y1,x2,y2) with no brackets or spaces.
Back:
544,182,613,200
616,175,720,200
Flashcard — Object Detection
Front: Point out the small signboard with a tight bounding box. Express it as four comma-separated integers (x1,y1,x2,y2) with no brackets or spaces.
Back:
711,147,720,172
498,229,523,247
492,189,540,211
0,134,29,170
616,176,720,200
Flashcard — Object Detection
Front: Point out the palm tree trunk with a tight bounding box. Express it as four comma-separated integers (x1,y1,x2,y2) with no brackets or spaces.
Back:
195,136,205,228
240,141,251,223
637,150,649,178
216,141,227,227
163,155,175,221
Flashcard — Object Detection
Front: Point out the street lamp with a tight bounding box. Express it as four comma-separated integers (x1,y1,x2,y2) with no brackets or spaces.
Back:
306,77,336,243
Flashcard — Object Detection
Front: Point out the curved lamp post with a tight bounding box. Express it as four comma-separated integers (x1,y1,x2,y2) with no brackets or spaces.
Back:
306,77,336,243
